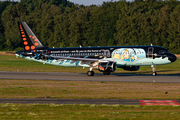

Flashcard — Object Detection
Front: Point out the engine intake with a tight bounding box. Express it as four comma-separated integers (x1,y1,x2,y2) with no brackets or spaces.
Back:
123,66,140,71
98,62,117,72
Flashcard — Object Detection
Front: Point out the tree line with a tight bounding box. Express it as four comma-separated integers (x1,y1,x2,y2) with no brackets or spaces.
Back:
0,0,180,54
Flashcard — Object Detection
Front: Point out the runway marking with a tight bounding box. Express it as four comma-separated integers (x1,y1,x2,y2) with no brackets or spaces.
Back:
140,100,177,103
139,100,180,106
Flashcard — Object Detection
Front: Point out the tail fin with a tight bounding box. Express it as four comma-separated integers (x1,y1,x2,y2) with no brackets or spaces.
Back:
18,21,47,51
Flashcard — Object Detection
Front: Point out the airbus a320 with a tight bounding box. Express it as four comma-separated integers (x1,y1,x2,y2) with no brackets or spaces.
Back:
15,21,177,76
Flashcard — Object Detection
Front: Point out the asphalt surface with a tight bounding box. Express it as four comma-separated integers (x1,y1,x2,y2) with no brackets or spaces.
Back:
0,71,180,105
0,71,180,83
0,99,141,105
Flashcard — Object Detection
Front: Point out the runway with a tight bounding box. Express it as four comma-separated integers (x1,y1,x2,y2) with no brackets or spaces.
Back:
0,99,179,105
0,99,141,105
0,71,180,83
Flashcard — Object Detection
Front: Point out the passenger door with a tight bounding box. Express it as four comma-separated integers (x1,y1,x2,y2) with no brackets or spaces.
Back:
147,47,154,58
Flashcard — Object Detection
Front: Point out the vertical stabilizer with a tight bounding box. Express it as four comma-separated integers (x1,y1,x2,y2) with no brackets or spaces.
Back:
18,21,47,51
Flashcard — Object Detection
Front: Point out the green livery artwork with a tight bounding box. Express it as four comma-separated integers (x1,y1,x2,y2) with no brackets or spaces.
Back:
15,21,177,76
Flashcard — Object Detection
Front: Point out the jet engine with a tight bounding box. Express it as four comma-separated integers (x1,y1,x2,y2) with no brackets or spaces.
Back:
122,66,140,71
98,62,117,72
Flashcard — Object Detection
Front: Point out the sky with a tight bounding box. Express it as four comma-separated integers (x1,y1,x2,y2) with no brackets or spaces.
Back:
0,0,120,6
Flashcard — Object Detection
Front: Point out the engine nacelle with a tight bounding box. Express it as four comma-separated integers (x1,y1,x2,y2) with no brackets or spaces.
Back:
98,62,117,72
123,66,140,71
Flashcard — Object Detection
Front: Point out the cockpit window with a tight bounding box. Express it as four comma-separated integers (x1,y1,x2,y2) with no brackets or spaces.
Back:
159,50,166,54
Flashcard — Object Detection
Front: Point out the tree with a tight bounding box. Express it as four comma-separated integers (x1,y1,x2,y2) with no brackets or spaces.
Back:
167,5,180,53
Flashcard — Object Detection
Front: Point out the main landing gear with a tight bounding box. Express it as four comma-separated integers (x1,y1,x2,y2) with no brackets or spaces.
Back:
87,71,111,76
87,67,94,76
151,65,157,76
87,68,111,76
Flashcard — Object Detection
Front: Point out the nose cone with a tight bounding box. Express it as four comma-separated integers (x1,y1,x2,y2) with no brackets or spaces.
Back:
168,53,177,63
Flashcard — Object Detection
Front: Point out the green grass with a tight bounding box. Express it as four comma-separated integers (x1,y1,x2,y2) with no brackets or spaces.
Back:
0,55,180,74
0,80,180,100
0,55,91,73
0,104,180,120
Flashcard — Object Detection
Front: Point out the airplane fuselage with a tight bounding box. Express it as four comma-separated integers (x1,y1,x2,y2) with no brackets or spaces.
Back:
16,45,176,68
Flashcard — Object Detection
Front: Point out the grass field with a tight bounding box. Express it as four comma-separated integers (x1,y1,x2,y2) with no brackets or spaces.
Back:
0,80,180,100
0,104,180,120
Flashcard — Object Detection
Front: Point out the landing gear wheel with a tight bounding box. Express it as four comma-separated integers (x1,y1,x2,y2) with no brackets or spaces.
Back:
151,65,157,76
153,72,157,76
87,71,94,76
103,72,111,75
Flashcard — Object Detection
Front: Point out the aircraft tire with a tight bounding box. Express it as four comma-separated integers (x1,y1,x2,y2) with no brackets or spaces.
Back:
103,72,111,75
153,72,157,76
87,71,94,76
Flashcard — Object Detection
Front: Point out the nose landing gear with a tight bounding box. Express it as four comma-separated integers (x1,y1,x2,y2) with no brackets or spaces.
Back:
151,65,157,76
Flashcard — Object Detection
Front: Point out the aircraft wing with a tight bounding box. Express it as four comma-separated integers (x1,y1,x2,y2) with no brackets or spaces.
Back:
45,55,104,64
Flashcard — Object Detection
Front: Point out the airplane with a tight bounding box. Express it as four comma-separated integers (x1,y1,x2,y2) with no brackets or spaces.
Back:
15,21,177,76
